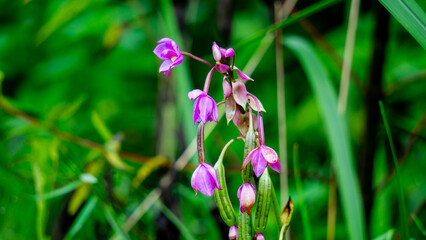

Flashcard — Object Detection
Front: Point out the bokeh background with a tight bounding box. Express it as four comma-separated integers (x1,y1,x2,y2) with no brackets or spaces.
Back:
0,0,425,239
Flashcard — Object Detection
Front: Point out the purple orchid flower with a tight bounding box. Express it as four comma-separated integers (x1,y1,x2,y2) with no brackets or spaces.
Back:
191,163,222,196
242,112,281,177
229,225,238,240
242,144,281,177
153,38,183,75
237,182,256,215
188,89,219,124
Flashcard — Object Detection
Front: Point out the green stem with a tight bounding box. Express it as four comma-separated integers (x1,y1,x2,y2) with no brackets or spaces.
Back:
379,101,410,240
271,182,282,230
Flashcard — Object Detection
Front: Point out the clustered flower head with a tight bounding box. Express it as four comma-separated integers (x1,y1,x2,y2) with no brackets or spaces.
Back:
154,38,284,239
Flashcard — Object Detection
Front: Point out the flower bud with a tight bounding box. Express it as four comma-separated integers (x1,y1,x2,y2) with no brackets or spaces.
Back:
212,42,222,62
232,80,248,110
254,233,265,240
229,225,238,240
237,183,256,216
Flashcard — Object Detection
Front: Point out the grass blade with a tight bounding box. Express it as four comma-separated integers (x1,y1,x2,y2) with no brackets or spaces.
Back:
379,101,409,239
156,201,196,240
379,0,426,49
33,180,81,200
293,144,312,240
103,204,130,240
65,196,98,240
284,36,365,240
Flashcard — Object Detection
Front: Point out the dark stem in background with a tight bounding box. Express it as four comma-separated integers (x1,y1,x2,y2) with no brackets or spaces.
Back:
359,1,390,234
218,0,234,44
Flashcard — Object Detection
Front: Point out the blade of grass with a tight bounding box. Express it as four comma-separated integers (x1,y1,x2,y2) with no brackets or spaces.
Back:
284,36,365,240
379,101,409,239
412,215,426,236
103,204,130,240
378,0,426,49
33,180,81,200
156,201,196,240
234,0,343,48
293,144,312,240
65,196,98,240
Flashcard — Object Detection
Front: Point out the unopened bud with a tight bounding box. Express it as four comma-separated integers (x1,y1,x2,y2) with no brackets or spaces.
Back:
229,225,238,240
254,233,265,240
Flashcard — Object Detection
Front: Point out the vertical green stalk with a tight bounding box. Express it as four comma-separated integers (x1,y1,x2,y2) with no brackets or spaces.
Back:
379,101,409,240
274,1,289,208
293,144,312,240
337,0,360,114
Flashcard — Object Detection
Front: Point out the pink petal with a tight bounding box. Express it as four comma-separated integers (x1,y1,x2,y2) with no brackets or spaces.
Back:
260,146,279,164
215,64,230,74
198,95,213,123
159,60,173,74
237,185,242,199
188,89,204,100
252,153,268,178
212,42,222,62
242,148,257,170
225,48,235,58
235,67,253,81
204,163,222,190
153,43,168,59
269,160,281,173
191,164,202,196
193,99,201,124
157,37,174,44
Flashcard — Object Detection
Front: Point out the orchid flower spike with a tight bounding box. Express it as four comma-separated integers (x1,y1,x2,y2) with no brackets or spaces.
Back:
153,38,183,75
188,89,219,124
191,163,222,196
237,182,256,215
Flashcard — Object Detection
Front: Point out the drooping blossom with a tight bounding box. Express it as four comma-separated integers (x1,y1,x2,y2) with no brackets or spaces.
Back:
254,233,265,240
242,111,281,177
191,163,222,197
229,225,238,240
188,89,219,124
237,183,256,215
242,144,281,177
153,38,183,75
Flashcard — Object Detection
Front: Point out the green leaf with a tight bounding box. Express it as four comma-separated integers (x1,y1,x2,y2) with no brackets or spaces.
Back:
65,196,98,240
284,36,365,240
33,181,81,200
379,0,426,49
91,111,113,141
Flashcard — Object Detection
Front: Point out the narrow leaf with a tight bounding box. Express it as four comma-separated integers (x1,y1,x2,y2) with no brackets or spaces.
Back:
65,196,98,240
379,0,426,49
284,36,365,240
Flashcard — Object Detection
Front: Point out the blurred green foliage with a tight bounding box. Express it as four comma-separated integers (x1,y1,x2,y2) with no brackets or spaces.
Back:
0,0,425,239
